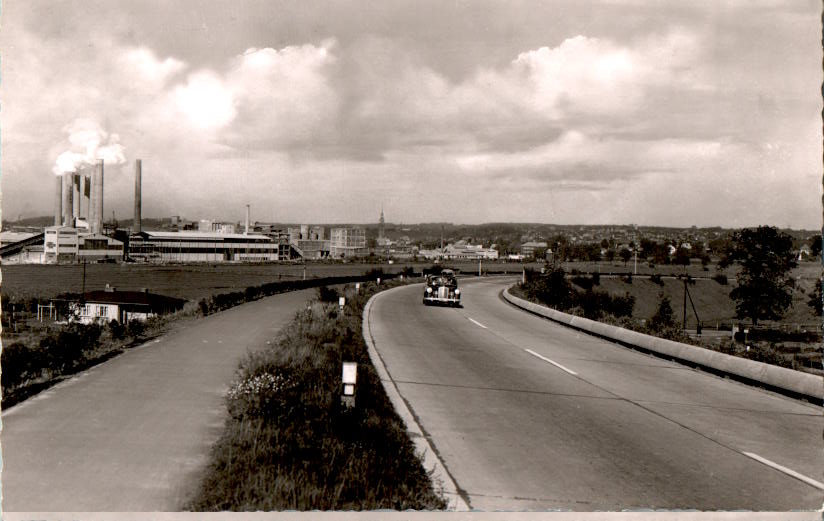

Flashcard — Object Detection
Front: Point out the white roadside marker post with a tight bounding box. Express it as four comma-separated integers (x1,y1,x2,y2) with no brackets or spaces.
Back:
341,361,357,409
338,296,346,313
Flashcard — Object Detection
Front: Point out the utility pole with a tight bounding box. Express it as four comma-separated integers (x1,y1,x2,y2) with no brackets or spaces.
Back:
683,275,688,331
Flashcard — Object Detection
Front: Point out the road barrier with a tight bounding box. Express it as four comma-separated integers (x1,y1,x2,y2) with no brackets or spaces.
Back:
504,287,823,403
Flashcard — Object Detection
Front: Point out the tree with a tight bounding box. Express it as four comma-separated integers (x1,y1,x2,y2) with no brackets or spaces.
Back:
673,246,691,267
810,235,822,258
808,278,822,317
648,293,676,332
619,248,632,266
723,226,797,325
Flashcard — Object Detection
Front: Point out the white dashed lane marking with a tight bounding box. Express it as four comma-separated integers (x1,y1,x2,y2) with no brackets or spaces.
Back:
742,452,824,491
524,348,578,376
468,317,488,329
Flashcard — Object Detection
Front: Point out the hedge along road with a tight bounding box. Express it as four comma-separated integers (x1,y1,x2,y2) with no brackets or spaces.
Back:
365,277,823,511
2,289,316,512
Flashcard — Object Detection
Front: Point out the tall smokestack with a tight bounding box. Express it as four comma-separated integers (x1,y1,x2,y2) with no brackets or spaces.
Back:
89,170,97,232
62,173,73,227
245,204,250,235
134,159,142,233
72,174,81,221
54,175,63,226
80,174,89,220
93,160,104,234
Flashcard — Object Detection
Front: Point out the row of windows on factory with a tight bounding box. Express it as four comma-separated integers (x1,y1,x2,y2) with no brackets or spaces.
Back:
130,245,278,254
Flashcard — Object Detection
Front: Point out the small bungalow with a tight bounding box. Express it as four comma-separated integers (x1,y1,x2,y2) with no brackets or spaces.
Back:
63,286,187,324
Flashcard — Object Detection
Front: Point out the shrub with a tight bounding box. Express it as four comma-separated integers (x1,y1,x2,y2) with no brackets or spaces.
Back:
316,285,339,303
649,294,676,332
2,342,35,388
108,319,126,340
126,319,146,338
571,275,594,291
649,273,664,286
713,273,728,285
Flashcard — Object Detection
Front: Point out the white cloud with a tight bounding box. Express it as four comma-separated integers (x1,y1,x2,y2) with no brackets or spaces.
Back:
172,71,237,130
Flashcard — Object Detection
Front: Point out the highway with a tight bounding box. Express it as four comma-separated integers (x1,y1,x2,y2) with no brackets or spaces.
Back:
1,289,315,512
366,277,823,511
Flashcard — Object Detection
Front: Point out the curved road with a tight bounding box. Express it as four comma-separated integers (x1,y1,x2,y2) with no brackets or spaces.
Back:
2,289,314,512
366,278,823,511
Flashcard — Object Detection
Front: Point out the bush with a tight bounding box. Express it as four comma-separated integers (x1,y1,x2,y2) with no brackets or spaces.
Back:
38,323,103,372
126,319,146,338
713,273,728,285
649,273,664,286
316,285,340,303
571,275,594,291
648,294,676,332
2,342,36,389
108,319,126,340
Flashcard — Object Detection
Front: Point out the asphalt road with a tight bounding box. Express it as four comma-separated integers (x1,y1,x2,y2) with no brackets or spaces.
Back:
2,289,314,512
366,277,823,511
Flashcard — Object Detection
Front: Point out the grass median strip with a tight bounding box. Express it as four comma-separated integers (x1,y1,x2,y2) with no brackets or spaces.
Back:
185,280,446,511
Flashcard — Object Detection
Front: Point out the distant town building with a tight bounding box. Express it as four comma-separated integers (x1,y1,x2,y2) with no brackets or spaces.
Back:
520,241,548,258
418,243,498,260
330,227,367,258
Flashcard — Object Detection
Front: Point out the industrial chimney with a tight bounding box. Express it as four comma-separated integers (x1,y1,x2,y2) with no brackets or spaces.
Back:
80,173,89,220
72,174,81,222
134,159,142,233
54,175,63,226
92,160,104,234
245,204,250,235
62,173,73,227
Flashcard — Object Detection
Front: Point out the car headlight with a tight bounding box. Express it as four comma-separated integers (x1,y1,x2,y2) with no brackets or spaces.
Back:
454,289,460,295
426,287,433,293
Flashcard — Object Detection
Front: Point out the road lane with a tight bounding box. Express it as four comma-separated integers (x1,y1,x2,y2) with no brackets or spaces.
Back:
366,278,823,511
2,289,314,512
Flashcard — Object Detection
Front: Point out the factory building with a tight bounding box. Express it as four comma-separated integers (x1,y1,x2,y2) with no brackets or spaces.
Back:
43,227,124,263
1,231,45,264
330,227,367,258
129,230,279,262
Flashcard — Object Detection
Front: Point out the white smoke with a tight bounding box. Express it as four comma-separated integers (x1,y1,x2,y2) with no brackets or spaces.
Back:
52,119,127,175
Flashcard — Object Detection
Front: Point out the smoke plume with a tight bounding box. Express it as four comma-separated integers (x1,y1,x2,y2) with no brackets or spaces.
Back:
52,118,126,175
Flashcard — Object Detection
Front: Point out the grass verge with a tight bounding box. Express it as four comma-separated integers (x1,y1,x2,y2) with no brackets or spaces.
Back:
185,279,446,511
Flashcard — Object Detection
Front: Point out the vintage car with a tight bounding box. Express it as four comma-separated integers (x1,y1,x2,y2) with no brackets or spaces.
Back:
423,269,461,307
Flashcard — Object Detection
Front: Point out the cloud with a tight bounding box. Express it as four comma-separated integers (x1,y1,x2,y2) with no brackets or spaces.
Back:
172,71,237,130
1,2,818,228
52,119,127,175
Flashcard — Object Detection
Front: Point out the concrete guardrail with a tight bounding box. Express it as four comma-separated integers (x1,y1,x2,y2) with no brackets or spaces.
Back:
503,287,823,403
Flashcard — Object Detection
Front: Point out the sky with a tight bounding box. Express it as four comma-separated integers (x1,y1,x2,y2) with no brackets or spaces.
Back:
1,0,821,228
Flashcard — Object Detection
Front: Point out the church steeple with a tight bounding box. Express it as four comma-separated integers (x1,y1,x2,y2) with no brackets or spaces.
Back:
378,206,385,240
